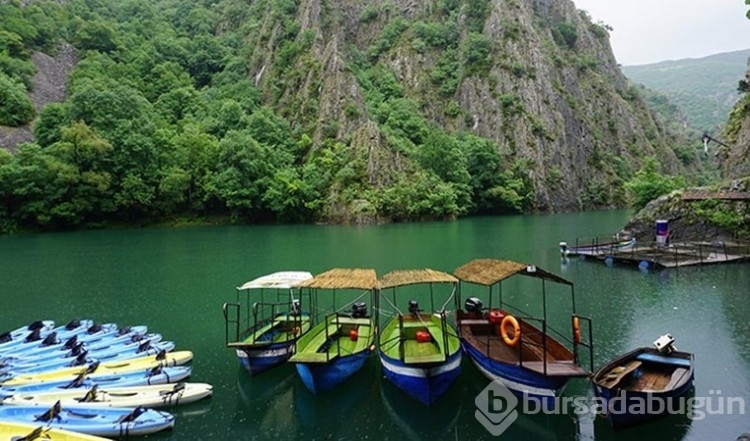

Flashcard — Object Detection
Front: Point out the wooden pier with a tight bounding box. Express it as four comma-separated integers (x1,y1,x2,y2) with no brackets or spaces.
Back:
573,241,750,269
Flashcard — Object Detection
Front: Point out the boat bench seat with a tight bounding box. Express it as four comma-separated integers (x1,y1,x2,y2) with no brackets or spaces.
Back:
290,352,337,363
599,360,642,389
334,317,371,326
663,367,690,390
404,353,446,364
458,319,488,325
401,321,428,328
635,352,692,368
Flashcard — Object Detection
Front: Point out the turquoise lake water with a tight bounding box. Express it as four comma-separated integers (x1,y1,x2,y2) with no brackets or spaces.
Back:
0,210,748,440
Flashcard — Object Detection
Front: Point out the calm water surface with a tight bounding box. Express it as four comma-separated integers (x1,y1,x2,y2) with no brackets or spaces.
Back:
1,210,748,440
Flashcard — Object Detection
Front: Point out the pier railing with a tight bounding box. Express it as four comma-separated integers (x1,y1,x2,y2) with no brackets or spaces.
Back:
601,239,750,269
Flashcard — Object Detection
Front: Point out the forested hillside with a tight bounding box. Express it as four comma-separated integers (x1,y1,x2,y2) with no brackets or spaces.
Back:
622,49,750,133
0,0,704,232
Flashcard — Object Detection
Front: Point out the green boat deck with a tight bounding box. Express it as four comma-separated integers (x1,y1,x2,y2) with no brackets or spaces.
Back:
290,316,373,364
380,314,460,365
231,314,310,347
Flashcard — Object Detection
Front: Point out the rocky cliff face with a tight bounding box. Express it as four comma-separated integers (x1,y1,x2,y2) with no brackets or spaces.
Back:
237,0,690,214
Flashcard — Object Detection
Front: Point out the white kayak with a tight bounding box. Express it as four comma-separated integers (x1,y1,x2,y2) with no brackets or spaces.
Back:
0,401,175,437
2,382,214,408
1,351,194,386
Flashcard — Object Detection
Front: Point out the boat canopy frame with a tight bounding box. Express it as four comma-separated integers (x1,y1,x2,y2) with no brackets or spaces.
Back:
453,258,594,374
223,271,313,346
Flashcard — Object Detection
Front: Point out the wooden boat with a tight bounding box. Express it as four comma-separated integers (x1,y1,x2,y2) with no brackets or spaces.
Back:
592,334,695,430
0,401,175,436
2,382,213,409
288,268,377,393
223,271,313,376
1,351,193,387
560,237,636,257
454,259,593,406
0,365,192,396
0,421,112,441
377,269,462,406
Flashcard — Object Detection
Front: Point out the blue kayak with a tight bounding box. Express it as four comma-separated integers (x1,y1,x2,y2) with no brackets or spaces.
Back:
0,320,57,354
0,320,97,358
0,340,175,378
0,401,175,436
2,332,162,368
0,365,192,396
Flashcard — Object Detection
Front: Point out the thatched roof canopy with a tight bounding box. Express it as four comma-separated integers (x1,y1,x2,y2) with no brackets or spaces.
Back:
378,269,458,289
453,259,572,286
296,268,377,290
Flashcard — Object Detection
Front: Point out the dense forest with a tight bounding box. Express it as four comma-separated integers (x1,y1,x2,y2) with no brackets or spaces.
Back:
0,0,700,233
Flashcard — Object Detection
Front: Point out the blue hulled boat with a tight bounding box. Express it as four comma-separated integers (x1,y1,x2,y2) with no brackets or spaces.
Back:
223,271,313,376
377,269,462,406
289,269,377,393
593,334,695,430
454,259,593,407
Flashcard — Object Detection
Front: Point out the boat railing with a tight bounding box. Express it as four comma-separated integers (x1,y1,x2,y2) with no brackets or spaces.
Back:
222,302,241,345
516,316,548,375
573,314,594,373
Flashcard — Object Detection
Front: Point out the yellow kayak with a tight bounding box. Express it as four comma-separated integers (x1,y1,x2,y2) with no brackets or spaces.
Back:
0,421,112,440
1,350,193,386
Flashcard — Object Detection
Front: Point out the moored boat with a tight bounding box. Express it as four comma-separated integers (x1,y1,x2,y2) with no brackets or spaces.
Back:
2,382,213,409
454,259,593,407
377,269,462,406
0,320,55,353
288,268,377,393
1,351,192,387
0,401,175,437
559,237,636,257
592,334,695,430
223,271,314,376
0,420,112,441
0,365,192,396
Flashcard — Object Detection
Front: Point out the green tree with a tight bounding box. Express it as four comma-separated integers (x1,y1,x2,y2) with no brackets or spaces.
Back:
0,72,34,126
625,157,687,211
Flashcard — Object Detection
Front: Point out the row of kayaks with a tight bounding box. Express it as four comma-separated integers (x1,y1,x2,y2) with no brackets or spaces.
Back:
0,318,213,440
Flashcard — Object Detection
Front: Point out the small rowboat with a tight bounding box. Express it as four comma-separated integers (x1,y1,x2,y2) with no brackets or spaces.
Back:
592,334,695,430
0,401,175,437
0,420,111,441
2,382,213,408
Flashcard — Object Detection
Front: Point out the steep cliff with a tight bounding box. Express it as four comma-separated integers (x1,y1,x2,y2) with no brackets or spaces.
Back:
230,0,691,216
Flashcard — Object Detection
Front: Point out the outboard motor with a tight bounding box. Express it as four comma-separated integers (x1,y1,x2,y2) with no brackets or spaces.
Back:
653,334,677,354
291,299,301,316
65,319,81,330
137,341,152,353
87,323,103,334
408,300,421,315
351,302,367,318
68,342,85,357
465,297,483,314
0,331,11,344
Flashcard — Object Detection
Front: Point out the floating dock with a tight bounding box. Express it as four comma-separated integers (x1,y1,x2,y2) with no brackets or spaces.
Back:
571,241,750,269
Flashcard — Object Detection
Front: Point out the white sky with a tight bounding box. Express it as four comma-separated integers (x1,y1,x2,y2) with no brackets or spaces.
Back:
573,0,750,65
